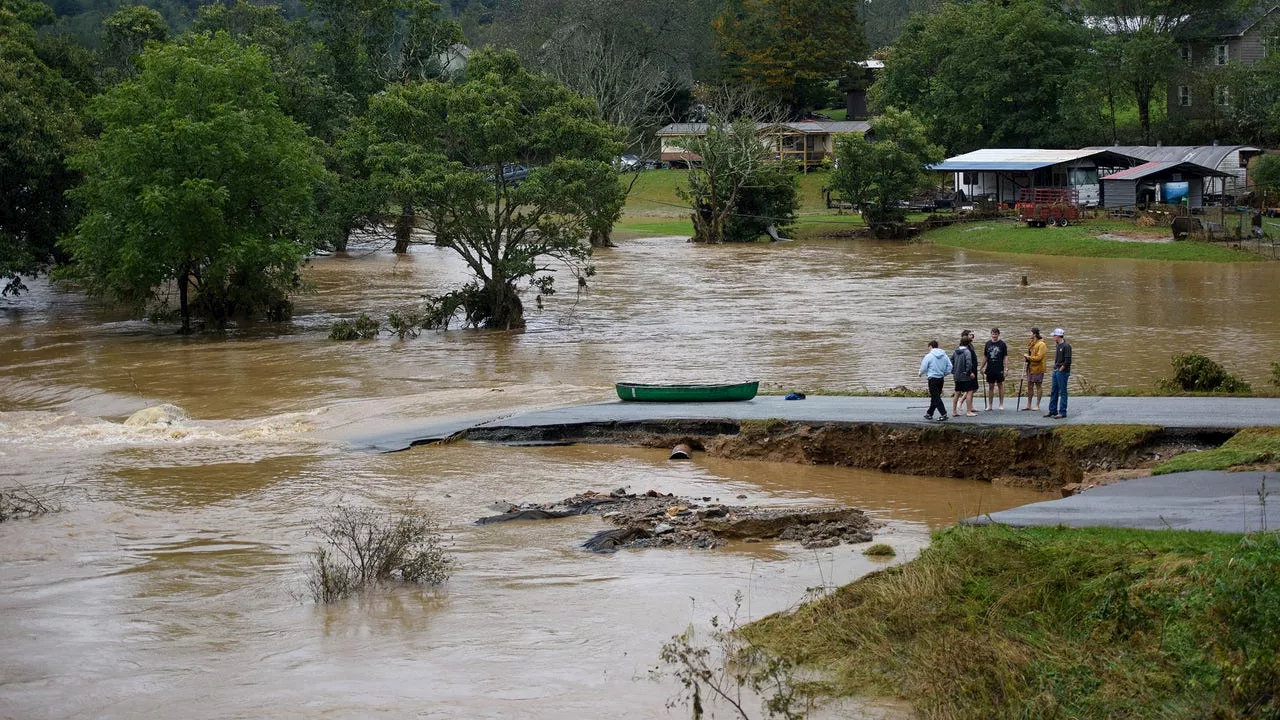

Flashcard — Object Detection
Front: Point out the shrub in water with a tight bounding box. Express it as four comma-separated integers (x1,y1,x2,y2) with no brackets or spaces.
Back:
1271,361,1280,388
328,314,380,341
1159,353,1251,393
306,504,452,603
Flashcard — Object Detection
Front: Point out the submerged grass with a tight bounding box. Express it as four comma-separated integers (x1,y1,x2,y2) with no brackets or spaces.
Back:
744,525,1280,719
1053,424,1161,452
925,220,1263,262
1154,427,1280,474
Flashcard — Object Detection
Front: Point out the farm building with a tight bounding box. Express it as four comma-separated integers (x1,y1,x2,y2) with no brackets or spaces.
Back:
656,121,871,168
1084,145,1264,198
1098,161,1230,209
931,148,1146,206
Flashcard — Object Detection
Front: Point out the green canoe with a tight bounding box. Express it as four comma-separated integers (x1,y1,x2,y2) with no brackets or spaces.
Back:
615,381,759,402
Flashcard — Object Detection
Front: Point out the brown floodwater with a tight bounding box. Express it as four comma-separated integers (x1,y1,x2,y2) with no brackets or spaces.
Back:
2,235,1277,718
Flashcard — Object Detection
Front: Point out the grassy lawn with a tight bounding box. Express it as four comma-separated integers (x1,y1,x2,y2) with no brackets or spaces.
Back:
925,218,1264,262
745,524,1280,718
1154,427,1280,474
615,167,872,240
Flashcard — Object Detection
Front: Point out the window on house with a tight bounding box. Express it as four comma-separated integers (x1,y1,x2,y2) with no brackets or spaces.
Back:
1179,86,1191,106
1216,85,1230,106
1180,45,1192,63
962,172,974,185
1215,44,1229,65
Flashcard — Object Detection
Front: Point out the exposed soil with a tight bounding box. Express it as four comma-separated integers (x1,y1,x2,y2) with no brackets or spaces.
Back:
463,420,1231,493
476,488,878,553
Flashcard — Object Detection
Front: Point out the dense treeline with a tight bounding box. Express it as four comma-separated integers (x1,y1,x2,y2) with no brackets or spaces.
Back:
4,0,1278,329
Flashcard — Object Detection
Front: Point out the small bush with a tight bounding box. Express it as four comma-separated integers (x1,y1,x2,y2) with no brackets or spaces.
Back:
1271,362,1280,388
329,313,380,341
306,504,453,603
862,543,895,557
1159,353,1252,393
387,309,423,339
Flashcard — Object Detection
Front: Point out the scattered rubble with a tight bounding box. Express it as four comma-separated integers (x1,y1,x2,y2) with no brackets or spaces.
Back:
476,488,878,553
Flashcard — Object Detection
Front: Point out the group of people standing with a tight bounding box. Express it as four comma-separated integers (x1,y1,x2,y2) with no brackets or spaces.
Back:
918,327,1073,422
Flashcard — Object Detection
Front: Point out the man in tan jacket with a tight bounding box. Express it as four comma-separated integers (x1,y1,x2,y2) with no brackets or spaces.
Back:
1021,328,1047,412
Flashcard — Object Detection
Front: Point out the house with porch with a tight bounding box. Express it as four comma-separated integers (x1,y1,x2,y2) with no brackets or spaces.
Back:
930,148,1146,207
656,121,872,168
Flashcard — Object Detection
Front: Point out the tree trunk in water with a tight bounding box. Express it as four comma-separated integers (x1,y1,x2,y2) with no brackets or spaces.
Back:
179,270,191,335
334,224,350,252
484,278,525,330
589,227,615,248
393,204,414,254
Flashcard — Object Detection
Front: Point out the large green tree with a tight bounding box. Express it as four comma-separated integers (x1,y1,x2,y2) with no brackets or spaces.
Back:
358,49,624,330
714,0,868,113
678,117,799,243
1065,0,1259,142
829,108,942,227
0,0,85,295
100,4,168,81
306,0,462,104
190,0,351,140
875,0,1097,153
63,32,329,332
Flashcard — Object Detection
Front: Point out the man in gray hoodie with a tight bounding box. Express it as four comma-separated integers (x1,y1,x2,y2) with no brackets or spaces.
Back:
918,339,953,421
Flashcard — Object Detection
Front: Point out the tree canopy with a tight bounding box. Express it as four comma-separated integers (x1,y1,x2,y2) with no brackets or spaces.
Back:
678,117,799,243
63,32,329,332
714,0,868,113
874,0,1098,153
829,108,942,227
0,0,85,295
357,49,624,330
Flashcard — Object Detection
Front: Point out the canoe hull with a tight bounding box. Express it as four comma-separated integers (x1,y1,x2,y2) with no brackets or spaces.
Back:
615,381,759,402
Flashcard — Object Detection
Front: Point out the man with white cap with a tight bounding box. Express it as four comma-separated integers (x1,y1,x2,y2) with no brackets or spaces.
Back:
1046,328,1072,419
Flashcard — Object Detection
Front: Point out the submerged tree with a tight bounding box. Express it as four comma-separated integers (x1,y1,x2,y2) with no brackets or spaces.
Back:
358,49,624,330
678,116,798,243
829,108,942,228
63,32,330,333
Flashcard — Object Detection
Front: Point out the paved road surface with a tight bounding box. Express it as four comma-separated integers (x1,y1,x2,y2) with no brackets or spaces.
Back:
964,471,1278,534
470,395,1280,434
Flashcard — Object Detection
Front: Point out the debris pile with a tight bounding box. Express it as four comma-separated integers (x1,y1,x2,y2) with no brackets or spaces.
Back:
476,488,877,553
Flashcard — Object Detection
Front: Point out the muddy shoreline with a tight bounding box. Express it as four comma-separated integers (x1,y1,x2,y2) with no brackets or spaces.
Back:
459,420,1233,492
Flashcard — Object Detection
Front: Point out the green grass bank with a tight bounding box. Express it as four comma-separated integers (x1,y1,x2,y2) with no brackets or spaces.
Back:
924,219,1264,262
745,524,1280,719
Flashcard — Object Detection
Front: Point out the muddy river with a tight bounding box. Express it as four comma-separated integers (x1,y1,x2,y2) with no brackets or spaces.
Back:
2,236,1277,718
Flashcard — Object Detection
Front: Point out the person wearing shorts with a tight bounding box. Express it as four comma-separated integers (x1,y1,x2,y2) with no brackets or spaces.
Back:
951,330,980,417
981,327,1009,410
1022,327,1047,412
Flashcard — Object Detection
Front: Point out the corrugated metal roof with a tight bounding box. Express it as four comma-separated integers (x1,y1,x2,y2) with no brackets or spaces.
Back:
1084,145,1261,169
656,121,871,136
931,148,1143,172
1101,160,1230,181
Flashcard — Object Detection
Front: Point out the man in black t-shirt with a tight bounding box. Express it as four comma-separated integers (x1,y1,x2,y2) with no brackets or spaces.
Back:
981,327,1009,410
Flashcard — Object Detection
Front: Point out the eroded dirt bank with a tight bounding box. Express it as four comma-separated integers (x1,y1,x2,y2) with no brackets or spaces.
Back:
463,420,1230,491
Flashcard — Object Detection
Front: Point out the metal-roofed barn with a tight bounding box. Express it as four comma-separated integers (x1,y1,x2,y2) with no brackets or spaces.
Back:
1084,145,1264,199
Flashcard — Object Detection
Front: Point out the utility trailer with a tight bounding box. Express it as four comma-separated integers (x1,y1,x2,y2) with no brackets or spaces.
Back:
1015,187,1081,227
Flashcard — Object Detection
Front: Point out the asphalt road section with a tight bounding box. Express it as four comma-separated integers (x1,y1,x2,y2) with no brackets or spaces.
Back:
964,471,1278,533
